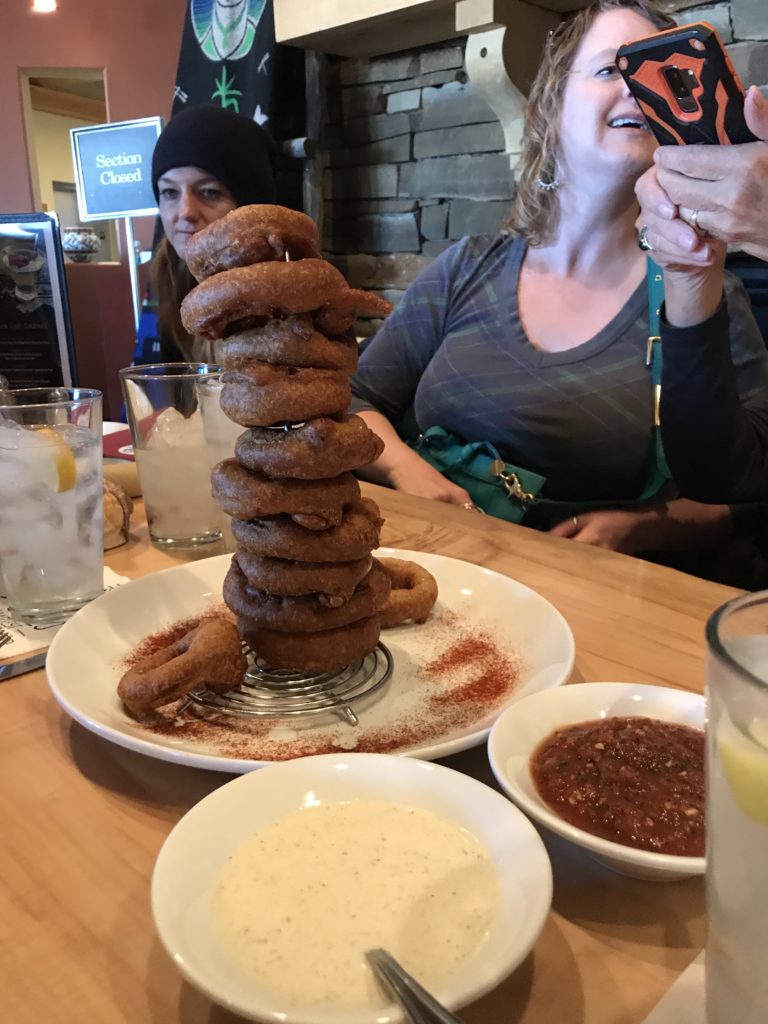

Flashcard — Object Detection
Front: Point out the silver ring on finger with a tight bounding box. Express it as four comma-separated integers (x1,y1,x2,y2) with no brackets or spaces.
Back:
572,515,581,531
637,224,653,252
689,208,701,232
463,501,485,514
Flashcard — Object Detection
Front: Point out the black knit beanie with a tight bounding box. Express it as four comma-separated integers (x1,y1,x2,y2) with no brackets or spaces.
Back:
151,105,277,206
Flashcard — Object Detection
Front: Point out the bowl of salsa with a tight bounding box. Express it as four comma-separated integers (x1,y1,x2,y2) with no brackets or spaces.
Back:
487,683,706,881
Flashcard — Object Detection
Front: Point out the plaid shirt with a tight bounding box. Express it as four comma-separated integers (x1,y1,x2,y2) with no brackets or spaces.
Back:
350,234,768,503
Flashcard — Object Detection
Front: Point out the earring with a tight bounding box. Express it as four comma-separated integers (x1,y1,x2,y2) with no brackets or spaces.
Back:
536,176,560,191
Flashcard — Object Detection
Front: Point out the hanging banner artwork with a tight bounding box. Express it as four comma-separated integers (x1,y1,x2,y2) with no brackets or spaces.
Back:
171,1,304,144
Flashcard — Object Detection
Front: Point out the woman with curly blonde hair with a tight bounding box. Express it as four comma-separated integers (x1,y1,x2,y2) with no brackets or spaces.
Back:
350,0,768,575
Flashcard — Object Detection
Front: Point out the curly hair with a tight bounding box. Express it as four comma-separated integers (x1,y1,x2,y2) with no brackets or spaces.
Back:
503,0,674,247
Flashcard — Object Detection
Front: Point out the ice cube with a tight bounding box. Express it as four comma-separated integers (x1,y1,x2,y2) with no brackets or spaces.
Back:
146,407,205,449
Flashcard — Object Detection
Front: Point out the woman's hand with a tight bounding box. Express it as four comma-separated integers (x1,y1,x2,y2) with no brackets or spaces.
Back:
649,86,768,262
550,499,732,554
355,411,472,506
635,165,727,327
389,458,472,506
549,508,649,554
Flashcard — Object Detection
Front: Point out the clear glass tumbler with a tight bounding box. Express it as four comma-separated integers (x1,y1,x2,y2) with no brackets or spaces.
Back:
706,591,768,1022
198,375,243,553
120,363,223,548
0,387,103,625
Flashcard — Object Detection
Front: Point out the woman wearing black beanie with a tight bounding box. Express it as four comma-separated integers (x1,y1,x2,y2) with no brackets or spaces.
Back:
149,105,277,362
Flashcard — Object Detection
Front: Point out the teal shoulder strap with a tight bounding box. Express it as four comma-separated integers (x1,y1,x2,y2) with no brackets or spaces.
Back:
644,257,671,495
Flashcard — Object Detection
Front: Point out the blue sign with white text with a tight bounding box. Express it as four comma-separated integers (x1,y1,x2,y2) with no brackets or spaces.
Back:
71,117,163,221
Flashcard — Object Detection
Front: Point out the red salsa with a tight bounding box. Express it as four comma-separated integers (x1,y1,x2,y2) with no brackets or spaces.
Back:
530,716,705,856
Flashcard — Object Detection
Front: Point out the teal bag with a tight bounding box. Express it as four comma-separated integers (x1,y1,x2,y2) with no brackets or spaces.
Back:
410,427,547,522
409,260,670,524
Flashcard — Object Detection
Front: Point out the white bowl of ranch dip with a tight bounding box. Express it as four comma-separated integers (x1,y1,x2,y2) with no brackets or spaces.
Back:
151,752,552,1023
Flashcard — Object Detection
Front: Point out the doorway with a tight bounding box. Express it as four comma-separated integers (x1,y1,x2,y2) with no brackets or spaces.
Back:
20,68,119,261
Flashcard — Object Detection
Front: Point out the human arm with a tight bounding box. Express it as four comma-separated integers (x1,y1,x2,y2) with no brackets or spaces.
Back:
356,409,471,504
659,295,768,502
350,240,473,506
636,85,768,261
635,106,768,503
549,498,732,554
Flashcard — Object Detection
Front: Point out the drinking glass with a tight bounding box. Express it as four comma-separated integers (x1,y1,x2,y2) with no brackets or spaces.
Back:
0,387,103,624
706,591,768,1022
120,363,223,548
198,375,242,553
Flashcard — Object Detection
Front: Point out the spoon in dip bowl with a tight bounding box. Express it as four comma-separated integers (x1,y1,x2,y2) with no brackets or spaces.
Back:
366,948,465,1024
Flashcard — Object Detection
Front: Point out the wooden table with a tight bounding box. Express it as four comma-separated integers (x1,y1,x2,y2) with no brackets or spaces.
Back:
0,483,736,1024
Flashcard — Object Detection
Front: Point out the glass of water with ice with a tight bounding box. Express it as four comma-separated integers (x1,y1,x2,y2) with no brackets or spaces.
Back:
120,363,224,548
0,387,103,625
198,375,243,553
706,592,768,1023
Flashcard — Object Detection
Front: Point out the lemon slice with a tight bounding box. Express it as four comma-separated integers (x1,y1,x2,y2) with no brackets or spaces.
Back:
31,427,77,492
718,713,768,826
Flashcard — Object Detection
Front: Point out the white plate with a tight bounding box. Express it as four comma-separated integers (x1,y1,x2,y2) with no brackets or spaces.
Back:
487,682,706,881
151,752,553,1024
47,548,574,772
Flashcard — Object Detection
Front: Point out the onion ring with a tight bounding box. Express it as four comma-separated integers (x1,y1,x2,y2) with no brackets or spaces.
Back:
235,550,372,603
230,497,383,561
239,614,382,674
220,363,351,427
378,557,439,628
180,259,392,340
235,416,383,480
212,459,359,528
185,205,320,281
224,558,390,632
117,618,247,719
218,316,358,373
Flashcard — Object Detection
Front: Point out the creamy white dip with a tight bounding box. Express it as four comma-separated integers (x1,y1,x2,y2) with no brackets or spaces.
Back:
213,798,498,1010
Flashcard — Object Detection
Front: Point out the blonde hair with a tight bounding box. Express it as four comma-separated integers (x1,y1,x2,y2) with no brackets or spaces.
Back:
504,0,674,247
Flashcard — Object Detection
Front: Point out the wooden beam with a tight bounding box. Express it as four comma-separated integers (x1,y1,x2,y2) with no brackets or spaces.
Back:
303,51,327,231
274,0,458,56
29,84,105,122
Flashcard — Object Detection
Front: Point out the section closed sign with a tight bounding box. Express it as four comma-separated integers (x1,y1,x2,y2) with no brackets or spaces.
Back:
70,117,163,221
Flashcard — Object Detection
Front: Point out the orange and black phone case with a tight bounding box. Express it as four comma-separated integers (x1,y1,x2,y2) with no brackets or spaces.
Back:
616,22,756,146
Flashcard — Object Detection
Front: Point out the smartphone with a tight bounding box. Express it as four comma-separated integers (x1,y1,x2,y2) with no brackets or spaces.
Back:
616,22,757,146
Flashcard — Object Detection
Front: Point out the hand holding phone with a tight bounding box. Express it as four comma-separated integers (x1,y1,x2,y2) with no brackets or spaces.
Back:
617,22,756,147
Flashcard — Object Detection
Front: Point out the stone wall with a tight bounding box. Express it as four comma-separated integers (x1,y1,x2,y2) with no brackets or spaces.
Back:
323,2,767,332
661,0,768,84
323,39,511,333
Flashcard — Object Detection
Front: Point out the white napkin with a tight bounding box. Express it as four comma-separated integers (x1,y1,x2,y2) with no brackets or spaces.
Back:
0,567,129,660
642,952,705,1023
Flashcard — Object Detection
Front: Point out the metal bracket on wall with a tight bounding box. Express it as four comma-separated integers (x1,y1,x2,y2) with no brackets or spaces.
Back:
464,27,526,168
457,0,560,169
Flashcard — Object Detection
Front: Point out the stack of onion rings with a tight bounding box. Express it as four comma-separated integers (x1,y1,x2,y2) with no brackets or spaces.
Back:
180,259,392,341
220,362,352,426
238,614,383,674
235,416,383,480
185,205,321,280
230,498,383,562
211,460,360,528
223,558,390,632
177,204,399,675
218,316,358,373
235,550,372,603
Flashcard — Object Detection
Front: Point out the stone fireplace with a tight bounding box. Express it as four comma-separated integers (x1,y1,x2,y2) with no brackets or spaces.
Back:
323,39,515,332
